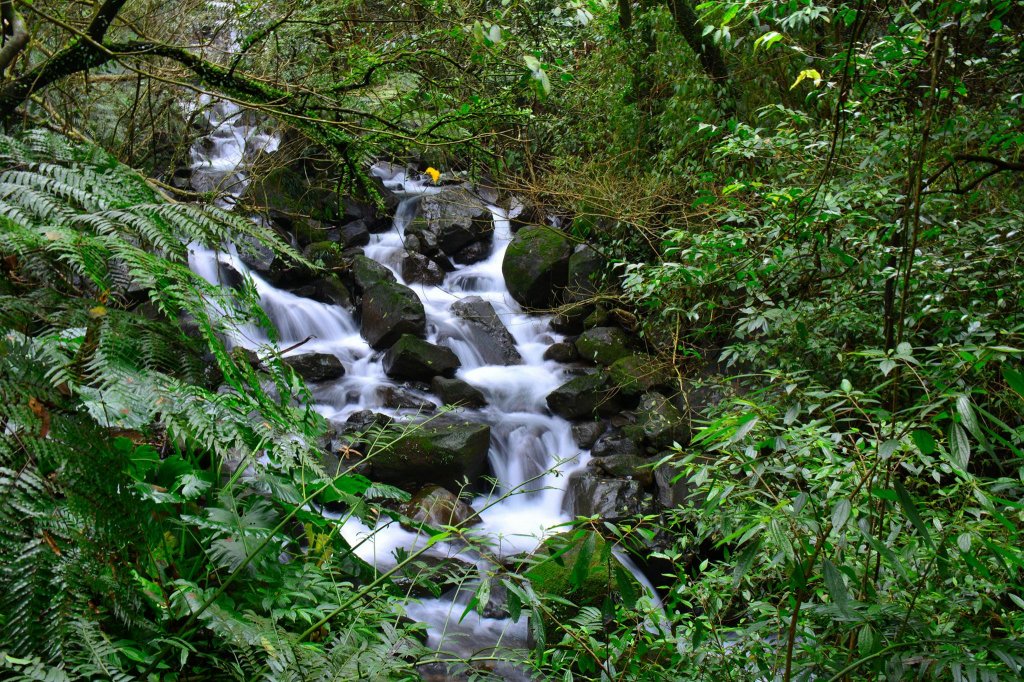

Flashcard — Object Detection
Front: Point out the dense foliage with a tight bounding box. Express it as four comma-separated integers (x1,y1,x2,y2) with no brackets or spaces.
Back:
1,0,1023,680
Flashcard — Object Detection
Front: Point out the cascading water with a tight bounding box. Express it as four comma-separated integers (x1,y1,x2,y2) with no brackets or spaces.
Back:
185,94,600,677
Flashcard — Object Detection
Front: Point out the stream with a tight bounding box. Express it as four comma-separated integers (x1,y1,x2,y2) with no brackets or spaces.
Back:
184,93,600,676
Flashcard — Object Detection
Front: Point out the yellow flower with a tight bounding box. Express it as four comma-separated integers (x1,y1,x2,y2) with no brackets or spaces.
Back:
425,166,441,183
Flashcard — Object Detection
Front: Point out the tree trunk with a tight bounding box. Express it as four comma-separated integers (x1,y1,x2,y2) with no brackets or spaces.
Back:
667,0,729,83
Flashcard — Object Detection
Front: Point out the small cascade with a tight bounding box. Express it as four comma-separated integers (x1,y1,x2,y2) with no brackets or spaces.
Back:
184,101,650,676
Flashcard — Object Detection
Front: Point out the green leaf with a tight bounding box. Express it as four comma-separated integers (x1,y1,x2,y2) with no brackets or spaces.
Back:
893,478,934,549
956,395,981,438
949,423,971,470
821,558,851,617
911,430,935,455
614,563,638,609
831,499,851,531
570,532,597,588
1002,364,1024,396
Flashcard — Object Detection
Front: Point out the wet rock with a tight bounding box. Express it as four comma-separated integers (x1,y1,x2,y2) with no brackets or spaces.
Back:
431,376,487,408
289,274,354,310
337,219,371,247
565,472,644,519
401,485,481,529
419,187,493,255
361,281,427,349
403,224,441,257
545,372,626,420
303,241,346,269
382,335,460,381
371,416,491,491
565,245,606,303
392,553,477,599
345,410,393,433
543,341,578,363
591,430,642,458
502,225,573,309
281,352,345,382
610,354,672,396
450,296,522,365
626,392,690,450
654,462,698,509
588,454,654,487
582,306,610,329
550,310,587,335
236,234,277,274
350,254,395,292
452,239,492,265
379,385,436,411
571,422,604,449
574,326,631,366
401,252,445,286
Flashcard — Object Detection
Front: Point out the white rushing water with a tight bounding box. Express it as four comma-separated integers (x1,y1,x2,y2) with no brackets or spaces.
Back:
184,101,594,674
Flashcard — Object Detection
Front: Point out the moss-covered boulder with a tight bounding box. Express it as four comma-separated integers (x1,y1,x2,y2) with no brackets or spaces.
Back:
545,372,626,420
574,326,631,366
303,241,346,270
565,245,606,303
609,354,672,396
350,254,395,292
501,225,573,308
524,532,639,639
281,352,344,383
360,281,426,349
382,335,460,382
371,417,491,491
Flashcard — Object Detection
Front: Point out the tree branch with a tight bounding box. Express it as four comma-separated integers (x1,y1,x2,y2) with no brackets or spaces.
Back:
922,153,1024,196
0,0,29,74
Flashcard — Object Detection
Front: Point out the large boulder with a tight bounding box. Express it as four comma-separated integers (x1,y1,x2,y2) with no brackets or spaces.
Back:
564,472,645,520
565,245,606,303
591,430,642,459
418,187,493,255
574,326,631,366
571,422,604,449
450,296,522,365
588,454,654,487
431,376,487,408
524,532,639,639
371,417,491,491
281,352,344,382
350,254,395,292
501,225,573,309
545,372,625,420
361,281,427,349
289,274,353,310
543,342,578,363
401,485,481,529
336,219,371,248
382,335,460,381
401,252,445,286
625,392,690,450
379,385,436,412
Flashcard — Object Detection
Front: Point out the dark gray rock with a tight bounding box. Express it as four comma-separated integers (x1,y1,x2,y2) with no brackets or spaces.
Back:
379,385,436,411
591,431,642,458
502,225,573,309
361,281,427,349
452,239,492,265
450,296,522,365
545,372,626,420
281,352,345,382
571,422,604,449
543,342,578,363
290,274,353,310
402,252,445,285
654,463,698,509
588,454,654,487
351,254,395,292
337,219,371,247
392,553,477,599
550,311,587,335
574,326,632,366
419,187,493,255
382,335,460,381
626,392,691,450
564,472,644,520
431,376,487,408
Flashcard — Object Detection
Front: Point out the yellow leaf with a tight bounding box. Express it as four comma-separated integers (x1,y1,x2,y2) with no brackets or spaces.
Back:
790,69,822,90
425,167,441,183
88,305,107,318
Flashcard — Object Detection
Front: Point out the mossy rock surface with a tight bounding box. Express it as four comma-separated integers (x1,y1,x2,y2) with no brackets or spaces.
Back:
382,334,460,381
545,372,627,420
524,531,639,639
574,326,631,366
303,241,345,269
360,281,426,349
501,225,572,308
371,417,491,491
610,354,672,396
